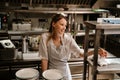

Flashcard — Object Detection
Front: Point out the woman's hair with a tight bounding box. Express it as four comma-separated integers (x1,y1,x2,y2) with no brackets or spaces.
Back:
49,14,67,33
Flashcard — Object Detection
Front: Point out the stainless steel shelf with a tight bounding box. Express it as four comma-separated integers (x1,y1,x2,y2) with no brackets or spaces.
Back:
83,21,120,80
13,10,100,14
8,30,48,35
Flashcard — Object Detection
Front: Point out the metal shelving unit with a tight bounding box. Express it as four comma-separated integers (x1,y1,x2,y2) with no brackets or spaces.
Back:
83,21,120,80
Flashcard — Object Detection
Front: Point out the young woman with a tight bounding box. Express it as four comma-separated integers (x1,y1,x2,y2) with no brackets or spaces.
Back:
39,14,107,80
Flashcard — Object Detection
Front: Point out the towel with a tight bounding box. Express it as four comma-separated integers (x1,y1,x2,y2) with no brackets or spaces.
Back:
88,55,108,66
98,56,108,66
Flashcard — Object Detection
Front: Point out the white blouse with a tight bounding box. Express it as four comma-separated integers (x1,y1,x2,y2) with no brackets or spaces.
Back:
39,33,83,80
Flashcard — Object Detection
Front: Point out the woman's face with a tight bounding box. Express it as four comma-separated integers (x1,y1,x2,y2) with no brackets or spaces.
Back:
52,18,67,37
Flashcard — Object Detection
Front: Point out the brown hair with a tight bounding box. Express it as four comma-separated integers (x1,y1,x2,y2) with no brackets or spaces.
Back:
46,14,67,45
49,13,67,33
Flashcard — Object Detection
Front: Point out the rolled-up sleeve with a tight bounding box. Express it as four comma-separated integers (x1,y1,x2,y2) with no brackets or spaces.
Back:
69,35,84,55
39,34,48,60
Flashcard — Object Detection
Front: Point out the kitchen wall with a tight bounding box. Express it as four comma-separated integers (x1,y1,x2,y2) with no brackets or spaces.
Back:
8,12,89,31
1,0,118,31
8,12,52,30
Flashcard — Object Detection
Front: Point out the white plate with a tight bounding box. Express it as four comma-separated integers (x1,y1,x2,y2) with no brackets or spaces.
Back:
16,68,39,79
42,69,63,80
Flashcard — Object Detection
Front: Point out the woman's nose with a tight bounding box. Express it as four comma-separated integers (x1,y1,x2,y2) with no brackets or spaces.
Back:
63,26,66,30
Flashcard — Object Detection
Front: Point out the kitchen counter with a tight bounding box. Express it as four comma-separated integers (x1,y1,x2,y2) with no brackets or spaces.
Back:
88,58,120,74
87,58,120,80
0,51,41,68
0,54,41,80
0,52,41,67
0,59,41,68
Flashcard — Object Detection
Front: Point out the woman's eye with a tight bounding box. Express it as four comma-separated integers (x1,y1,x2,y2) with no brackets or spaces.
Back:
61,24,64,26
61,24,66,26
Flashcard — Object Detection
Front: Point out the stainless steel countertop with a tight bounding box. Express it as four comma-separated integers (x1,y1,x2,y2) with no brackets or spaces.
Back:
84,21,120,30
88,58,120,74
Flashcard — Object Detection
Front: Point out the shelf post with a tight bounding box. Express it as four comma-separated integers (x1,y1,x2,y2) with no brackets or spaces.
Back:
92,29,101,80
83,27,89,80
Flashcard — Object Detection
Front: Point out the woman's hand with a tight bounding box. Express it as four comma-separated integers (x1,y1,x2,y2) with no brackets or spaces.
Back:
98,48,107,57
80,48,107,58
86,48,107,58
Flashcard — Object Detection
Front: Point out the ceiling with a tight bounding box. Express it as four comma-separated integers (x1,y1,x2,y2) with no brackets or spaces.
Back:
0,0,97,8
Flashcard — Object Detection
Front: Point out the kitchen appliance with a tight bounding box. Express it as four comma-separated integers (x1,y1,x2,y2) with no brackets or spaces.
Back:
28,35,41,51
0,39,15,48
97,18,120,24
97,18,120,34
0,39,17,60
76,35,94,48
15,68,39,80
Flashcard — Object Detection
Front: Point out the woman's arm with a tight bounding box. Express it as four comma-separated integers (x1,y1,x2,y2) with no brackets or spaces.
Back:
80,48,107,58
67,34,107,58
41,59,48,72
39,33,49,72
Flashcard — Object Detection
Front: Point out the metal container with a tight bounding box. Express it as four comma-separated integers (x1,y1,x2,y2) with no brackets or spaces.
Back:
28,36,40,51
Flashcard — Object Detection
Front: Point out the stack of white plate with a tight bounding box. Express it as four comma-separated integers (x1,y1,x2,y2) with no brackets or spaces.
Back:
42,69,64,80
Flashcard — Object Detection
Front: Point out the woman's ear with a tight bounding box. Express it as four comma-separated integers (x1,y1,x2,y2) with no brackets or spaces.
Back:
52,22,55,28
